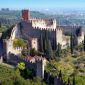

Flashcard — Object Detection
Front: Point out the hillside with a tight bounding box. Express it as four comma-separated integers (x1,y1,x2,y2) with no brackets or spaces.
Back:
0,10,85,30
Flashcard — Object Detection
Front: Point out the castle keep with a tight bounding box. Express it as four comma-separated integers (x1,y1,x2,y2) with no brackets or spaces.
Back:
5,9,84,57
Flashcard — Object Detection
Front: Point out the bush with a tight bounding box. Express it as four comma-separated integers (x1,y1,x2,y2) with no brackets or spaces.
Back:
30,48,37,56
13,38,27,48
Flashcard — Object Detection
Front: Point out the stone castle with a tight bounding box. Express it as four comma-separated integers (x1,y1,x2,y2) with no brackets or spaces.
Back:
4,9,84,58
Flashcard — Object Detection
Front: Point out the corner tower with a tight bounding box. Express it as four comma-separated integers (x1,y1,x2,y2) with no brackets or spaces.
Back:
56,27,63,45
22,10,30,21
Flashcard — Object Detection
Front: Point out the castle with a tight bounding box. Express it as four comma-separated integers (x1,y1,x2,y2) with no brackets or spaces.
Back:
4,9,84,58
1,10,84,85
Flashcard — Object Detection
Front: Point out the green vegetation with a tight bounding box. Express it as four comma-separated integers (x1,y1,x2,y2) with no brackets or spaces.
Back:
70,34,74,54
0,64,46,85
17,62,26,70
16,62,35,79
44,36,85,85
45,49,85,85
30,48,37,56
13,38,27,48
1,25,14,39
0,26,7,33
56,43,62,57
40,34,44,52
46,40,53,59
84,34,85,51
0,64,15,81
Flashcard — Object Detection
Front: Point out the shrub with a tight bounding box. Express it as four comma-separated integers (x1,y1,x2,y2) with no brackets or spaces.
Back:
13,38,27,48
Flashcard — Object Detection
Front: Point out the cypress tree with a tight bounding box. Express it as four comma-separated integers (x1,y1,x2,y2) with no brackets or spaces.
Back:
47,40,53,59
67,77,70,85
70,34,74,54
57,43,61,57
58,70,62,80
73,75,76,85
84,34,85,51
0,22,1,28
73,34,78,48
53,38,56,50
40,34,44,52
44,30,49,52
44,30,53,59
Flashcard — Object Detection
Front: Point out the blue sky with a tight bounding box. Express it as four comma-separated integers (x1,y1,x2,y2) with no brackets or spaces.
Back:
0,0,85,10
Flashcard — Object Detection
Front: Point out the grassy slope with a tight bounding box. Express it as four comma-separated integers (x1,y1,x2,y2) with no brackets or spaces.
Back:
0,64,15,81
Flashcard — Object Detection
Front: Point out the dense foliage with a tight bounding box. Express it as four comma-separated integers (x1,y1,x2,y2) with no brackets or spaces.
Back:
45,49,85,85
13,38,27,48
0,64,46,85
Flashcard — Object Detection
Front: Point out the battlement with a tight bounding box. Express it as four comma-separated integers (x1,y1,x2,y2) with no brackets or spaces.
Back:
24,56,46,63
32,26,56,31
14,47,23,51
31,18,57,30
21,9,58,31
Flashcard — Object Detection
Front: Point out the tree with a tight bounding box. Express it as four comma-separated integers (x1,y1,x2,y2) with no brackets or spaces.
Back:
70,34,74,54
0,22,1,28
1,80,14,85
67,77,70,85
44,30,53,59
1,25,14,39
53,38,56,50
73,75,76,85
46,40,53,59
17,62,25,70
14,77,27,85
84,34,85,51
22,49,29,57
56,43,61,57
24,68,35,79
44,30,49,52
13,38,27,48
30,48,37,56
40,34,44,52
58,70,62,80
73,34,78,48
32,77,46,85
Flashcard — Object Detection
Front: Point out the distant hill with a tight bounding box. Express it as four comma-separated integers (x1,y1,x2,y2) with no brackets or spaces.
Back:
0,10,85,30
0,10,51,25
30,11,49,19
0,10,50,19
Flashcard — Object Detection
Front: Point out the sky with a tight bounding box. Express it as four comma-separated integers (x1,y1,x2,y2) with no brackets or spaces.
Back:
0,0,85,10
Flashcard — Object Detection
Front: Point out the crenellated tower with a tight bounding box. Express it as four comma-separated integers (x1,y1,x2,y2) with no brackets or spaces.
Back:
22,10,30,21
56,27,63,45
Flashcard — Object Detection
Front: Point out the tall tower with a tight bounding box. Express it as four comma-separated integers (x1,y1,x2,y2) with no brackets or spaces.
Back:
22,10,30,21
53,19,57,29
36,58,46,79
56,27,63,45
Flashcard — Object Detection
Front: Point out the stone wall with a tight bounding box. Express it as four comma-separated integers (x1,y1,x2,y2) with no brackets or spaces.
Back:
31,18,57,30
31,38,38,50
5,39,22,62
0,56,3,64
18,21,56,50
6,55,46,79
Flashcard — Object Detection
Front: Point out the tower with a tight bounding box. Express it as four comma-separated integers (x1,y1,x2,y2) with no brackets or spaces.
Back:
36,58,46,79
56,27,63,45
31,38,38,51
22,10,30,21
53,19,57,29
